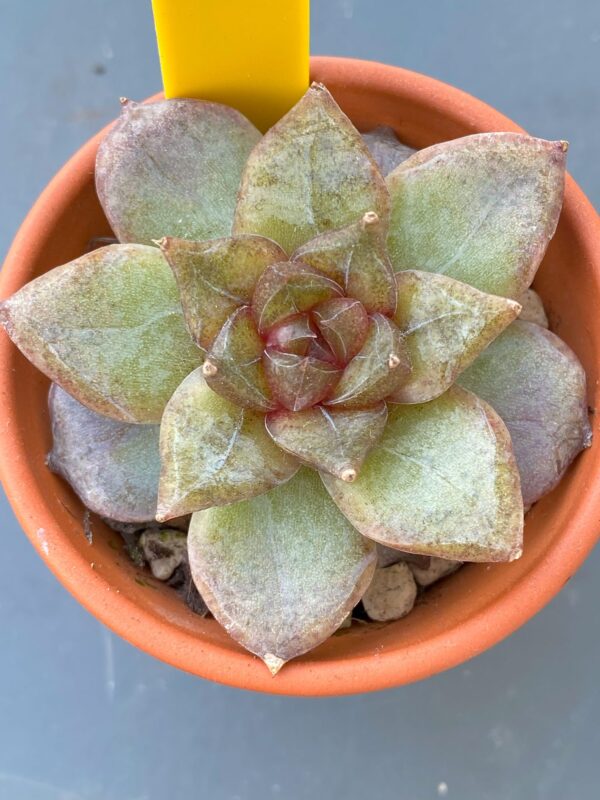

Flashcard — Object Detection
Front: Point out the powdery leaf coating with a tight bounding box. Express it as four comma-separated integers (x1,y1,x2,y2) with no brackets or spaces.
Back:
252,261,343,333
161,235,286,349
321,386,524,562
265,314,318,356
518,288,549,328
362,125,417,176
410,557,462,587
265,403,388,480
361,562,418,622
387,133,566,298
390,270,521,404
458,320,592,506
263,349,341,411
233,83,390,253
157,369,298,521
312,298,369,364
47,384,160,523
96,99,261,245
0,244,201,423
187,468,376,671
325,314,411,409
203,307,276,411
376,543,430,570
292,213,397,315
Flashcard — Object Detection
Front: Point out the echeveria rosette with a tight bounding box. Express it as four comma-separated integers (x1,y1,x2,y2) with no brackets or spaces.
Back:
0,83,591,675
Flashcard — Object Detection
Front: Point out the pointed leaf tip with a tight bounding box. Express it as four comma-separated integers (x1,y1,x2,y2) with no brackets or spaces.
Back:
234,84,390,253
263,654,286,676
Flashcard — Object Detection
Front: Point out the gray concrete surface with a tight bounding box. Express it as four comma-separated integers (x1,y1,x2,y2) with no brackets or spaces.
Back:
1,1,599,798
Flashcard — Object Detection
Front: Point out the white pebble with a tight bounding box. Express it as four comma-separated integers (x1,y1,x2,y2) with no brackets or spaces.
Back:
410,557,462,587
362,562,417,622
140,528,188,581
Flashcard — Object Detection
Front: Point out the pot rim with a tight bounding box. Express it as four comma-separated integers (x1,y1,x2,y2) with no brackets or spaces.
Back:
1,56,599,696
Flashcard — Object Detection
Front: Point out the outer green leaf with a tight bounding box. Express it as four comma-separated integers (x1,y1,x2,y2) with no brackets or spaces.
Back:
233,83,390,253
325,314,411,409
390,270,521,403
203,307,276,411
160,235,285,349
265,403,388,481
387,133,566,297
362,125,417,176
517,288,548,328
321,386,524,562
48,384,160,523
188,468,376,672
458,320,591,506
252,261,342,333
0,244,202,423
96,98,261,245
292,212,397,315
157,369,298,521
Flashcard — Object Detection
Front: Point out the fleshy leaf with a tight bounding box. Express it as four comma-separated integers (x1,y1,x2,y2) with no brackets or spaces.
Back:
187,468,376,671
518,288,549,328
252,261,342,333
362,125,417,176
265,314,318,356
325,314,411,409
263,349,341,411
307,337,338,365
48,384,160,523
157,368,298,520
321,386,524,562
202,306,276,411
160,235,285,349
390,270,521,403
292,212,397,314
387,133,566,297
96,98,261,245
265,403,388,480
0,244,202,423
313,298,369,364
458,320,591,506
233,83,390,253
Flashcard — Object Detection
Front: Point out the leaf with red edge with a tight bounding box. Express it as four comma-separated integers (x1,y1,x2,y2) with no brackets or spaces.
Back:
160,235,285,349
233,83,390,253
202,307,275,411
312,297,369,364
326,314,410,409
266,403,388,481
252,261,342,333
265,314,318,356
293,212,397,315
263,349,341,411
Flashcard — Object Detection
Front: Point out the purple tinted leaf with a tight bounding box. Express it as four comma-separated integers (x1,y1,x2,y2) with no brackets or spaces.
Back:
263,349,341,411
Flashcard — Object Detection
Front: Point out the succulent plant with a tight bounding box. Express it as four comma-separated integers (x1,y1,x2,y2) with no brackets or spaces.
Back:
0,84,591,674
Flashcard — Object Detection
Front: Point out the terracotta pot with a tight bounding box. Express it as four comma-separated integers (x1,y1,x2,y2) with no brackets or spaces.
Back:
1,57,599,696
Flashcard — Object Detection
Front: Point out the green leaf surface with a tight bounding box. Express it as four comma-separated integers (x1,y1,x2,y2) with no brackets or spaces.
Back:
96,98,261,245
263,349,341,411
252,261,342,333
265,403,388,480
161,235,285,349
362,125,417,176
387,133,566,297
0,244,202,423
313,298,369,364
458,320,591,506
233,83,390,253
157,369,298,520
203,306,276,411
48,384,160,523
188,468,376,671
292,212,397,315
321,386,524,562
517,288,548,328
325,314,411,409
390,270,520,403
